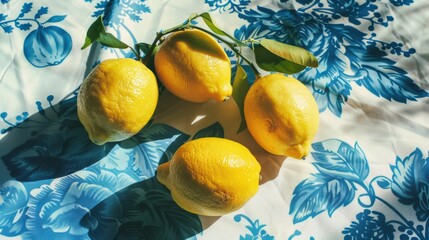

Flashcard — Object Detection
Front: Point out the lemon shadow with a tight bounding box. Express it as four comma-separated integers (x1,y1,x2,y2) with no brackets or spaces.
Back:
79,176,203,240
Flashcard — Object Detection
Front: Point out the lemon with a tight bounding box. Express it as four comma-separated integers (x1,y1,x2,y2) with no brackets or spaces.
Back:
154,29,232,103
157,137,261,216
77,58,158,145
244,73,319,159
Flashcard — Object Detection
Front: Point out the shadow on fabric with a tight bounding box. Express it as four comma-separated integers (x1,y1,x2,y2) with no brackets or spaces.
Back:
0,93,115,183
79,176,203,240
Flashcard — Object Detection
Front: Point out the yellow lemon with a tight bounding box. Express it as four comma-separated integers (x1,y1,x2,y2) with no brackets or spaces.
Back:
244,74,319,159
157,137,261,216
154,29,232,103
77,58,158,145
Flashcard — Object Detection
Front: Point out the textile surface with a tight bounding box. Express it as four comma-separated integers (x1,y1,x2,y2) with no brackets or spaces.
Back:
1,0,428,239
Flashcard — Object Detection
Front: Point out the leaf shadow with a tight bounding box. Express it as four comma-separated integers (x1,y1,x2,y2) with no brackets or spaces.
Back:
0,94,115,183
79,176,203,240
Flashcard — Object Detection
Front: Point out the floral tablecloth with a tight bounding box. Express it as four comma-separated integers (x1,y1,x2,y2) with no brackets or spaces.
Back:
1,0,429,239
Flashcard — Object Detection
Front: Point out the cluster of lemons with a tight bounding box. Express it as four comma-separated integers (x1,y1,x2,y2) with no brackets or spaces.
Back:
77,29,319,216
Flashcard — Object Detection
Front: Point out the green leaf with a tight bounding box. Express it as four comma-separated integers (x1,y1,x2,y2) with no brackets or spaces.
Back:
259,38,318,68
232,64,250,133
99,32,129,49
135,42,152,55
254,44,307,74
199,12,246,47
81,15,129,50
81,16,105,49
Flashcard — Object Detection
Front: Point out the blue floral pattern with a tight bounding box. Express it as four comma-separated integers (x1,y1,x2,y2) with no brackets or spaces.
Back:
227,0,428,116
0,2,72,67
1,0,428,239
290,139,429,239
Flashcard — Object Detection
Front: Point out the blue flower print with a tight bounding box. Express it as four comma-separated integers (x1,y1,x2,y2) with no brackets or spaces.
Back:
342,210,395,240
24,170,134,239
0,180,28,236
235,4,428,117
0,3,72,67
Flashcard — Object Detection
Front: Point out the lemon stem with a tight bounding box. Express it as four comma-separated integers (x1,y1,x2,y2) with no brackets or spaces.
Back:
190,25,261,78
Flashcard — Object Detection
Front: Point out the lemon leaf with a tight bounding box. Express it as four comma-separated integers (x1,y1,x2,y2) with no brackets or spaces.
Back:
99,32,129,49
82,16,104,49
232,64,250,133
260,38,318,68
199,12,246,47
254,39,318,74
254,44,307,74
82,15,129,50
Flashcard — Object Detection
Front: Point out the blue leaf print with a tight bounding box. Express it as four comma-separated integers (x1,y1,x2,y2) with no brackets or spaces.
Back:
2,25,13,33
311,139,369,182
391,149,424,203
19,2,32,17
290,175,356,223
192,122,224,139
34,6,48,19
391,148,429,221
354,46,428,103
0,13,6,21
44,15,67,23
129,2,150,13
17,22,31,30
